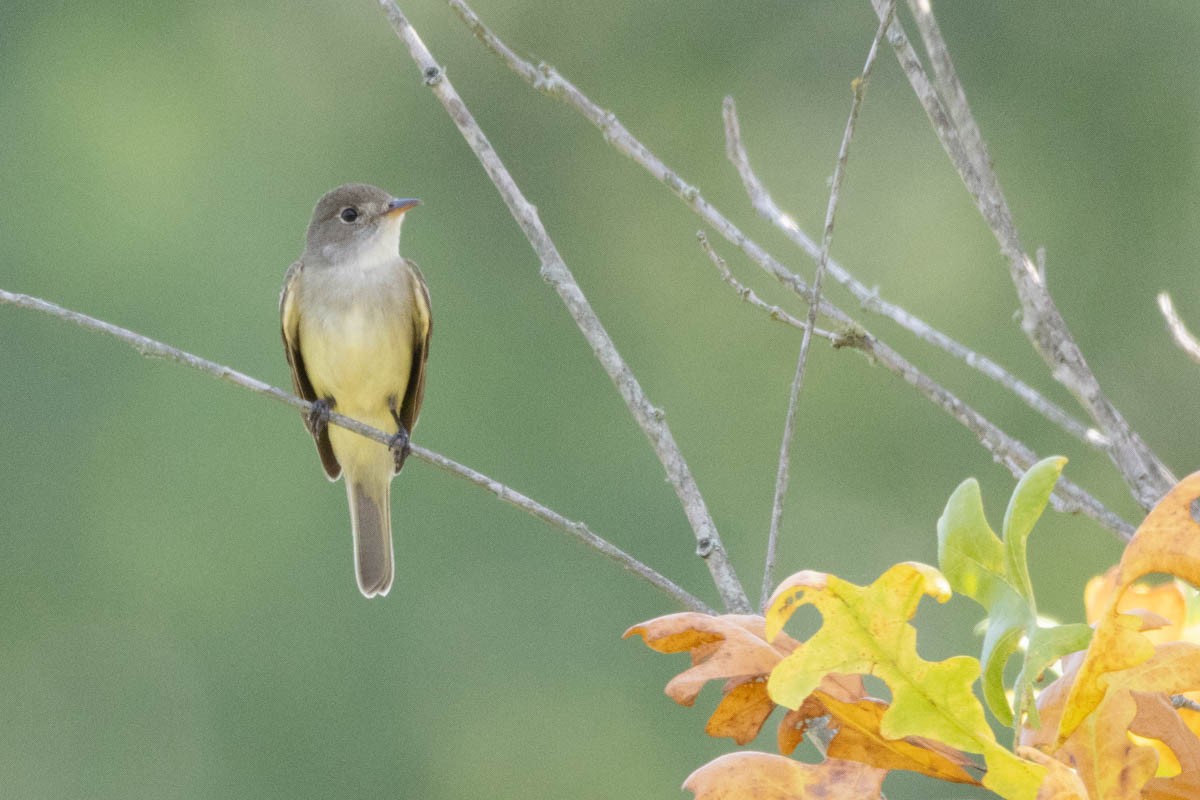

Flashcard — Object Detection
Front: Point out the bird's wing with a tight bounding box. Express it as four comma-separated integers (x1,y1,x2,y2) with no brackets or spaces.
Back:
395,259,432,467
280,259,341,479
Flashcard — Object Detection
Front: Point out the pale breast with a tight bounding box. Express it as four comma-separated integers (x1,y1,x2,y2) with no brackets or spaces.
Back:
296,262,416,416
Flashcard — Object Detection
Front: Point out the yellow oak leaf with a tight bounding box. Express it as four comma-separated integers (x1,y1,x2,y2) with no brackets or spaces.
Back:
765,562,1044,799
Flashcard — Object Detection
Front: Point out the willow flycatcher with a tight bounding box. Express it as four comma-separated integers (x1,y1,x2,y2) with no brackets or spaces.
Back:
280,183,432,597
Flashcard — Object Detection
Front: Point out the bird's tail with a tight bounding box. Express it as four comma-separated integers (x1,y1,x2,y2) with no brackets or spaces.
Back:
346,467,394,598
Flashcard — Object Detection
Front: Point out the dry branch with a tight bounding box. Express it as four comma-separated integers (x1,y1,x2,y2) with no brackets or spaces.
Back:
379,0,751,612
762,4,893,608
880,0,1175,510
445,0,1134,539
0,288,712,613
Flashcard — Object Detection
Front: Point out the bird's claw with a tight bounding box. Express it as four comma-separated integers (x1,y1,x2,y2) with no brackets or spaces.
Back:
388,427,411,473
307,398,332,436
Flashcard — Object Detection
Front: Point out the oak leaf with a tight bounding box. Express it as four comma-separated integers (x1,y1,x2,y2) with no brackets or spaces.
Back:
624,612,861,746
1016,746,1087,799
938,456,1092,728
682,751,885,800
1058,471,1200,745
765,562,1045,799
1084,568,1187,645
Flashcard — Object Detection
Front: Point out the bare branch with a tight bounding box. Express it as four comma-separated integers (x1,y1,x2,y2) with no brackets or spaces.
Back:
447,0,1134,539
762,4,893,609
378,1,750,612
0,287,713,614
1157,292,1200,365
697,232,829,336
698,238,1135,541
721,98,1103,449
881,0,1175,509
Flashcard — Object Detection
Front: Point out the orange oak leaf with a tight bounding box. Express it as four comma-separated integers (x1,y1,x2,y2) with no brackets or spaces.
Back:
1085,567,1187,644
1026,643,1200,798
1132,691,1200,799
683,751,886,800
814,690,981,785
1058,688,1158,800
625,612,864,746
1113,471,1200,590
776,675,866,755
1058,471,1200,744
1021,651,1085,750
704,679,773,745
1016,746,1087,800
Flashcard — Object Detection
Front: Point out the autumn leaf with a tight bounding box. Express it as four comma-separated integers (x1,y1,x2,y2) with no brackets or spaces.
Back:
1058,688,1158,799
625,612,866,746
814,690,980,784
682,751,885,800
1016,746,1087,799
1058,471,1200,745
938,456,1092,728
1131,691,1200,796
624,613,793,745
1085,567,1188,644
1025,628,1200,797
765,562,1045,799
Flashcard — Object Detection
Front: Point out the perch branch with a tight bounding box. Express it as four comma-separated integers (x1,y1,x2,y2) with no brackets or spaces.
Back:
0,288,712,614
447,0,1133,539
379,1,750,612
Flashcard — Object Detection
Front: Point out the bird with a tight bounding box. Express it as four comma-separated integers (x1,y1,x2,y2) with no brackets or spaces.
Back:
280,183,432,597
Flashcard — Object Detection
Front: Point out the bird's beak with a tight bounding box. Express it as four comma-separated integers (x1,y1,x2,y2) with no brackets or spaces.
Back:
385,197,421,216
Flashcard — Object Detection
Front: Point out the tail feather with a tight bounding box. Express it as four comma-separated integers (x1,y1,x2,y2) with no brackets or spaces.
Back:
346,474,393,598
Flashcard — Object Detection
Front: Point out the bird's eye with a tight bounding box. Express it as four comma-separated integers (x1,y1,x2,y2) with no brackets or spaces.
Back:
338,207,360,223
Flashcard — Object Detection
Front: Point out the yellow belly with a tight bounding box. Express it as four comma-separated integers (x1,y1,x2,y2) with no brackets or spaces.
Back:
299,303,413,418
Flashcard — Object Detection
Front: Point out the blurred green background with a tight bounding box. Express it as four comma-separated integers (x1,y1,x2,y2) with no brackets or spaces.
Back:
1,1,1197,797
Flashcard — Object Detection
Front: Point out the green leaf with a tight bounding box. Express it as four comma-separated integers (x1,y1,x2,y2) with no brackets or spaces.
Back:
765,563,1045,800
937,478,1011,608
936,457,1089,733
1002,456,1067,603
1015,623,1093,731
977,590,1028,726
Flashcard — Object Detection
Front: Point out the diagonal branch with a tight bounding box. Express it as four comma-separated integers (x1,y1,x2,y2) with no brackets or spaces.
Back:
446,0,1133,539
878,0,1175,510
378,1,750,612
697,237,1134,541
762,4,893,609
720,97,1103,449
0,288,713,614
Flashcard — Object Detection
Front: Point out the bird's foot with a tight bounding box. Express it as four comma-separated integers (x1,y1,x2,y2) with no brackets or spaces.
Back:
388,427,411,473
307,398,333,436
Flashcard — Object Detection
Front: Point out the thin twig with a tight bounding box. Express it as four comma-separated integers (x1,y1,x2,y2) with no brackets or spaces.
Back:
698,232,830,335
378,1,750,612
885,0,1175,509
702,242,1136,541
446,0,1134,539
1157,292,1200,365
762,5,893,609
0,288,712,613
720,97,1104,449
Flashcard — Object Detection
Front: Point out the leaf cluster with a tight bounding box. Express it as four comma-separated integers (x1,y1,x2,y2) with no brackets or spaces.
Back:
627,459,1200,799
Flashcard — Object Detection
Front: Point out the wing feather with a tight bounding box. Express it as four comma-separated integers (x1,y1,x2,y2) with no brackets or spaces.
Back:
280,259,341,479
